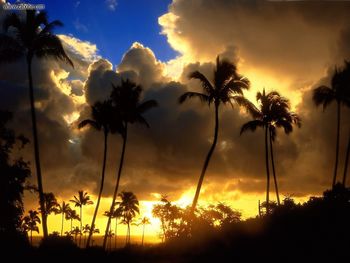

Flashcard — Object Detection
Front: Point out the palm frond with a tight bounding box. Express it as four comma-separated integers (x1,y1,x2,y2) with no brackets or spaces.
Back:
232,95,261,118
240,120,264,135
40,20,63,35
178,91,210,104
188,71,214,95
134,115,150,128
137,99,158,114
312,85,335,109
78,119,100,130
34,34,73,67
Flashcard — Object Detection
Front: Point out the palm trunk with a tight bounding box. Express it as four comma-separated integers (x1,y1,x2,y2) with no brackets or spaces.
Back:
191,104,219,212
79,206,82,246
103,123,128,250
265,125,270,214
61,212,64,236
30,230,33,246
332,101,341,188
269,128,280,205
114,219,118,249
128,223,131,244
142,224,145,246
342,132,350,187
27,55,48,238
86,131,109,248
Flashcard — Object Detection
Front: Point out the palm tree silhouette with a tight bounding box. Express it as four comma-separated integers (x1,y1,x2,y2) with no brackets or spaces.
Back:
22,210,41,245
0,10,73,238
178,56,250,212
313,62,350,188
65,208,80,232
341,61,350,186
118,191,139,245
139,216,151,246
70,190,93,245
79,100,119,247
71,226,81,243
56,201,71,236
240,90,300,211
103,79,158,249
40,192,59,231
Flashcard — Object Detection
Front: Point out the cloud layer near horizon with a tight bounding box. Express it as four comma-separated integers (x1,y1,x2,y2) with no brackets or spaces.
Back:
1,1,350,216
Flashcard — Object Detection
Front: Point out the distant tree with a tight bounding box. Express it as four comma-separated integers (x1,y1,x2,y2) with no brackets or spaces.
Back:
70,190,93,244
22,210,41,245
56,201,71,236
152,196,181,242
118,191,140,245
138,217,151,246
0,111,30,242
65,209,80,232
103,79,157,250
313,61,350,188
71,226,81,243
178,56,250,212
39,192,59,232
0,10,73,238
78,99,121,247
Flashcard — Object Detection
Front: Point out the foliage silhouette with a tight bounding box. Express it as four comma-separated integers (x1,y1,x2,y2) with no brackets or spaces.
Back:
179,56,250,212
0,10,73,238
103,79,158,249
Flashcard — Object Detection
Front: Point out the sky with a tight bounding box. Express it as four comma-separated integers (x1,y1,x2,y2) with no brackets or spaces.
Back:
1,0,350,239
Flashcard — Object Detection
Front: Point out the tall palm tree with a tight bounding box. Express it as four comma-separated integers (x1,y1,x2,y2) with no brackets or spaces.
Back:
70,190,93,241
240,90,300,212
56,201,71,236
113,206,122,249
79,100,120,247
178,56,250,212
139,216,151,246
65,209,80,232
0,10,73,238
118,191,139,245
313,62,350,188
341,61,350,186
22,210,41,245
103,79,158,249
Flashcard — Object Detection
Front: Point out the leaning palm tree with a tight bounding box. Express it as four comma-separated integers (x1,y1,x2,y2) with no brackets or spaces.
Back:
240,90,300,212
313,62,350,188
118,191,139,245
56,201,71,236
178,56,250,212
22,210,41,245
103,79,158,249
79,100,120,247
70,190,93,243
0,10,73,238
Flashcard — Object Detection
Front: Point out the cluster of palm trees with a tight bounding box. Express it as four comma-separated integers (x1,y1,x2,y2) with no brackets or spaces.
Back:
1,8,350,250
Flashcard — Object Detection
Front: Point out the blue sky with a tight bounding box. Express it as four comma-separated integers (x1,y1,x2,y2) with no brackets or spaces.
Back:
26,0,178,66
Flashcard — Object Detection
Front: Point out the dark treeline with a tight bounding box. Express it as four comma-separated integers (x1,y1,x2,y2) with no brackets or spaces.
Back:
0,7,350,263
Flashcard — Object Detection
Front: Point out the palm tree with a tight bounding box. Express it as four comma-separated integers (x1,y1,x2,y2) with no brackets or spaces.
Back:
240,90,300,212
71,226,81,243
313,62,350,188
178,56,250,212
70,190,93,242
103,79,158,249
56,201,71,236
65,209,80,232
341,61,350,186
113,206,122,249
22,210,41,245
40,192,59,231
139,216,151,246
79,100,119,247
0,10,73,238
118,191,139,245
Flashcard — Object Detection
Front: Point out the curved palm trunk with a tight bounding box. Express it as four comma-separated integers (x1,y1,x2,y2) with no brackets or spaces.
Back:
61,212,64,236
103,123,128,250
191,104,219,212
269,128,280,205
333,101,341,188
342,132,350,186
86,131,109,248
27,55,48,238
265,125,271,214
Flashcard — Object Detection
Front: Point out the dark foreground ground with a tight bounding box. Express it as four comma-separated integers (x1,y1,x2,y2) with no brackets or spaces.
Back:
2,185,350,263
